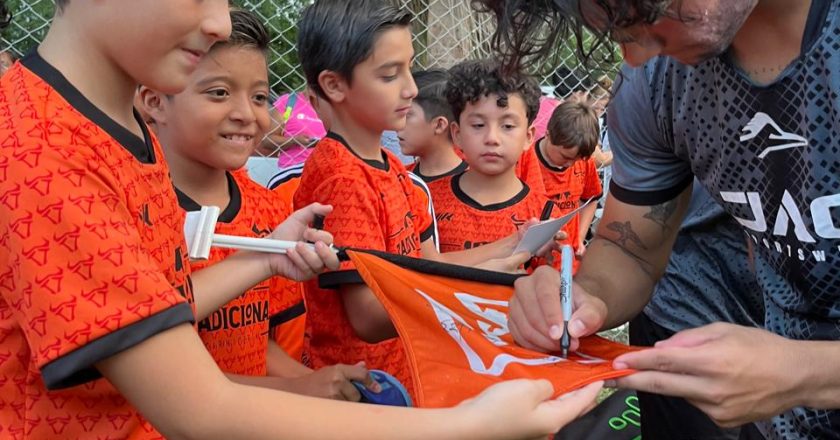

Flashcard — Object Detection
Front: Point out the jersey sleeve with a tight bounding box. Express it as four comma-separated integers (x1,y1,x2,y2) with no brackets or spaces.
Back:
304,175,386,285
0,143,193,390
607,64,693,205
408,172,438,249
515,146,547,197
581,158,603,200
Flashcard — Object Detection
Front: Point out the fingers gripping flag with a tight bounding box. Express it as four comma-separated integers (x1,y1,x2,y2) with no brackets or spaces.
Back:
346,250,638,408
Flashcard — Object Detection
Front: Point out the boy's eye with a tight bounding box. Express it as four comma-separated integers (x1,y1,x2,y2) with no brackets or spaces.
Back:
382,74,398,81
502,124,516,130
253,93,269,105
206,89,229,98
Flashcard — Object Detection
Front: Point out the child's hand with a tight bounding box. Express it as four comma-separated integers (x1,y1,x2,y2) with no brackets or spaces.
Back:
458,379,602,440
575,238,586,258
267,203,340,280
476,251,531,274
283,362,379,401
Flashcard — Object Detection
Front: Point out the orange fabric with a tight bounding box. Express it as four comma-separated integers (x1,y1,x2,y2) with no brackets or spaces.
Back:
0,60,193,439
186,172,303,376
293,134,433,397
273,313,305,362
348,250,638,408
515,145,547,198
537,146,602,271
270,174,301,210
429,174,552,253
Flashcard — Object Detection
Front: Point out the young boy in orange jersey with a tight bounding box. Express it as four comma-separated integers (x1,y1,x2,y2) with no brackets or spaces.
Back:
429,59,554,253
0,0,599,438
398,68,467,183
293,0,546,400
139,8,372,400
533,100,603,271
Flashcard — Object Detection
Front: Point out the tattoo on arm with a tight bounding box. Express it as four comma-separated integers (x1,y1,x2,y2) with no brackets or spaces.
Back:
605,221,648,250
643,199,679,232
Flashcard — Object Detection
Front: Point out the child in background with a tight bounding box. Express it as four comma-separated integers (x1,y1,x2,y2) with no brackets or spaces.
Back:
429,59,553,253
0,0,599,438
139,8,369,399
294,0,538,400
534,100,603,270
398,68,467,183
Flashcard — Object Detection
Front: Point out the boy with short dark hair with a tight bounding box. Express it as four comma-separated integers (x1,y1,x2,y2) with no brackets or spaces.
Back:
398,68,467,183
294,0,537,399
139,8,371,399
534,100,603,269
430,59,553,253
0,0,598,438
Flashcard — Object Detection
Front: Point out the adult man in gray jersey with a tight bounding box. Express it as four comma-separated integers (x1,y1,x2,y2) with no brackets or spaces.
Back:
473,1,840,439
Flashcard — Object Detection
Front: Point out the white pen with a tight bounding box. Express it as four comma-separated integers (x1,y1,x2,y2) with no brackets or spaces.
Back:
559,244,574,358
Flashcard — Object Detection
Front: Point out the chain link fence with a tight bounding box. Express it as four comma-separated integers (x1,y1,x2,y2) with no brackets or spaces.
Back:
1,0,617,173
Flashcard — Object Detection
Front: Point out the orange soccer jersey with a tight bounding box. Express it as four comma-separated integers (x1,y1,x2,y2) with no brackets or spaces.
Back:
429,173,553,253
535,140,603,268
178,171,305,374
0,54,194,439
267,162,304,210
293,133,433,395
407,159,468,184
514,144,548,198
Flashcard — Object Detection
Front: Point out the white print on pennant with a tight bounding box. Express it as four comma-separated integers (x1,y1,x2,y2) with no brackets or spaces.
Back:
414,289,607,376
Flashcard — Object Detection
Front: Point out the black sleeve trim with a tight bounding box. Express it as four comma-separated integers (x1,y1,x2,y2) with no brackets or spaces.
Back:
269,300,306,328
41,303,195,390
345,248,521,286
318,269,364,289
609,175,693,206
419,224,435,243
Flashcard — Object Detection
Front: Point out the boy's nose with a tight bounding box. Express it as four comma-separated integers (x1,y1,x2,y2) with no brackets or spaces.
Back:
201,0,233,43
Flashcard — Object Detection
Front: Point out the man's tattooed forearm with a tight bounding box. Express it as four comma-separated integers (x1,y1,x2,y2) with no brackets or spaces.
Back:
643,199,679,232
605,221,648,250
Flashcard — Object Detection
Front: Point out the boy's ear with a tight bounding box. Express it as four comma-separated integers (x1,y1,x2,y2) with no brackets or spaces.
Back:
432,116,450,135
523,123,536,150
137,86,168,125
318,70,347,104
449,121,462,146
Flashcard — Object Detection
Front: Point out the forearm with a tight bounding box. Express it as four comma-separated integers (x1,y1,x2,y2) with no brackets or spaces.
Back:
430,234,516,266
340,283,397,343
797,340,840,409
574,237,661,329
191,251,272,320
577,204,598,244
575,189,691,329
266,341,312,378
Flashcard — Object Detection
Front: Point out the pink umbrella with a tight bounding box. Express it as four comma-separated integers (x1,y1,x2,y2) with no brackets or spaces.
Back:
273,92,326,168
532,96,561,140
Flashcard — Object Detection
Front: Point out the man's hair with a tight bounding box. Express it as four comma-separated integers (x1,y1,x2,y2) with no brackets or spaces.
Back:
413,69,453,122
546,100,600,157
471,0,673,72
445,59,540,124
297,0,412,99
214,9,270,54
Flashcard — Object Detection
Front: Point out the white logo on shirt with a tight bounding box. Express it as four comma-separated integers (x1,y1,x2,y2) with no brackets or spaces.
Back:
740,112,808,159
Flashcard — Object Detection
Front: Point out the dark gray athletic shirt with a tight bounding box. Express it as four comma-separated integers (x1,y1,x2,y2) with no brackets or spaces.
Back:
607,1,838,437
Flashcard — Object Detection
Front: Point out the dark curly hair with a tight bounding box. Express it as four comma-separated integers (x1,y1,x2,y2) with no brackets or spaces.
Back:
217,8,270,54
471,0,674,72
445,59,541,125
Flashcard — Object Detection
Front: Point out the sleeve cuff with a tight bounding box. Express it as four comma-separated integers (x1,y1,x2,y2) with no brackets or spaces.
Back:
609,175,693,206
41,303,195,390
269,300,306,328
419,225,435,243
318,269,364,289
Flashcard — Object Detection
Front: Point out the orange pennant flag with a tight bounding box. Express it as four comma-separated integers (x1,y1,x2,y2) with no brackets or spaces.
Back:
347,250,639,408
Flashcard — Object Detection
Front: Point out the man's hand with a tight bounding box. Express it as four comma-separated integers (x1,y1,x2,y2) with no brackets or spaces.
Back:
508,266,607,352
611,323,804,427
280,362,380,401
267,203,340,280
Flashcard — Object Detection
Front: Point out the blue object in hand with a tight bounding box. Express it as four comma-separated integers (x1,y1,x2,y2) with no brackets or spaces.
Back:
353,369,413,407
